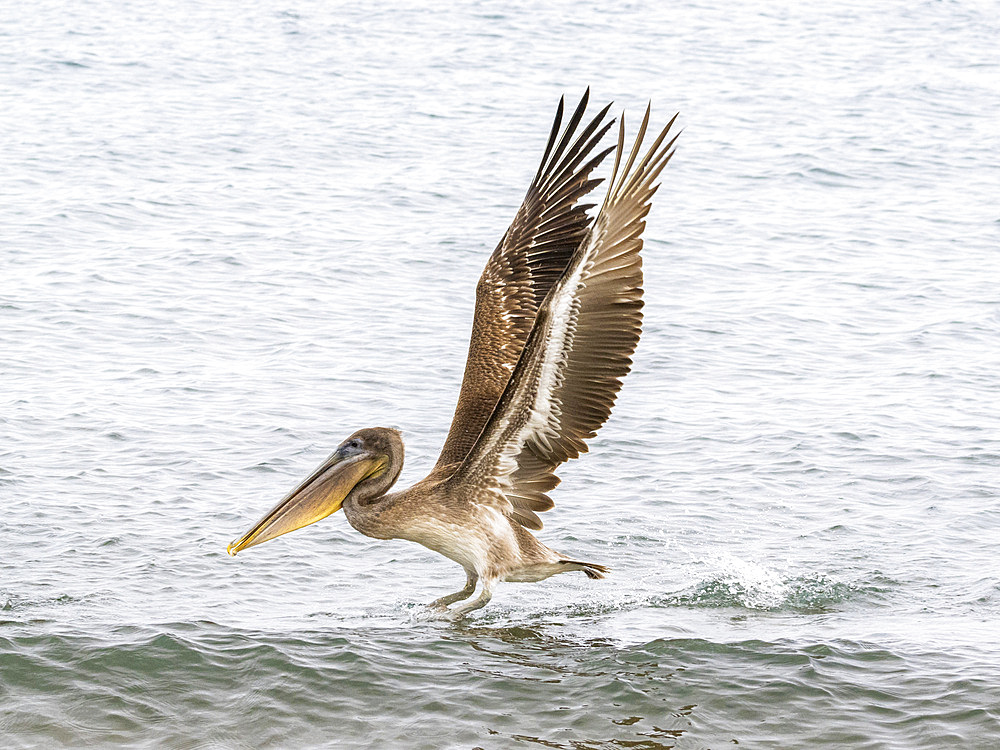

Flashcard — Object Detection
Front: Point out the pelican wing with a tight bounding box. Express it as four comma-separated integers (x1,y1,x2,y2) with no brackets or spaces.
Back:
434,91,616,469
449,108,679,529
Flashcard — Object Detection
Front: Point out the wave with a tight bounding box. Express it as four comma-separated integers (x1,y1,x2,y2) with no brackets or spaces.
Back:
3,621,999,749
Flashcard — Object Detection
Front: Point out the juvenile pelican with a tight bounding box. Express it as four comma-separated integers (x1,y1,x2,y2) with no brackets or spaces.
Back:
228,91,679,618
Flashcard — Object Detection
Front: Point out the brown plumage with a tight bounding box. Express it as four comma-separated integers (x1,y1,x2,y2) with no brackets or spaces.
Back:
228,92,679,619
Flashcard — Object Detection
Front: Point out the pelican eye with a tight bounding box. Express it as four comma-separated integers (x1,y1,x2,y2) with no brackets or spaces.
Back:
338,438,365,457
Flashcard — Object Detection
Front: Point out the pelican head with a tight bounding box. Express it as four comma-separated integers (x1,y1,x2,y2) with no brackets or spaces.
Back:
227,427,403,556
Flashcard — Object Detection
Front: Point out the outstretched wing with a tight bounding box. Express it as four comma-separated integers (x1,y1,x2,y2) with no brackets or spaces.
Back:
434,91,616,470
447,107,679,529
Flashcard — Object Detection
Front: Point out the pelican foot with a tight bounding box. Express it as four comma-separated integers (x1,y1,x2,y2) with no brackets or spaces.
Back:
413,606,453,623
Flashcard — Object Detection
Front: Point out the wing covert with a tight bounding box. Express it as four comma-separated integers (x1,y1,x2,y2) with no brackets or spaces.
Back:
448,107,680,529
434,91,616,470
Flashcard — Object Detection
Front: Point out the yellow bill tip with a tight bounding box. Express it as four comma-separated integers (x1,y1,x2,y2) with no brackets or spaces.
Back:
227,541,240,557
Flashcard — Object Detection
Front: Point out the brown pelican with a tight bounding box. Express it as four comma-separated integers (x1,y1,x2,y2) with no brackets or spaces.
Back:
228,91,678,619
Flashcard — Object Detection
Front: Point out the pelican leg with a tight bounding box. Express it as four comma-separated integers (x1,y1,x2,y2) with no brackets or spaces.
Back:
446,578,495,621
428,570,478,611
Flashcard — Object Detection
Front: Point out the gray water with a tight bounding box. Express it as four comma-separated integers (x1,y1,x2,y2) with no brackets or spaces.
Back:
3,0,1000,747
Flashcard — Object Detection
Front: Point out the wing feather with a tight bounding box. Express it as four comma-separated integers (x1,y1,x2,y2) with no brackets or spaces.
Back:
434,91,616,470
449,107,680,529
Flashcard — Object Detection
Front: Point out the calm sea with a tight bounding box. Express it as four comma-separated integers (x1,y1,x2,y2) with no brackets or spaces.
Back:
3,0,999,747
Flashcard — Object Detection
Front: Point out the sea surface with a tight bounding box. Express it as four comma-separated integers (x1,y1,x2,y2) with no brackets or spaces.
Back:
2,0,999,747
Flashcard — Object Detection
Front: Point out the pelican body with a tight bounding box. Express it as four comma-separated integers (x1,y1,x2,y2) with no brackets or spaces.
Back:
228,91,679,618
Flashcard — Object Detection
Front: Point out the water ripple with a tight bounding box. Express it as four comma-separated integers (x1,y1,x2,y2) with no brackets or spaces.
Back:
4,0,1000,746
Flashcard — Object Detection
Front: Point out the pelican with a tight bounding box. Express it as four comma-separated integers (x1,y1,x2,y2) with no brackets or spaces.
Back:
228,91,679,618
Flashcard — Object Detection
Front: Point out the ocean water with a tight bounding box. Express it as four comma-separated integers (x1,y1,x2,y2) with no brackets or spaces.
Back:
2,0,999,747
